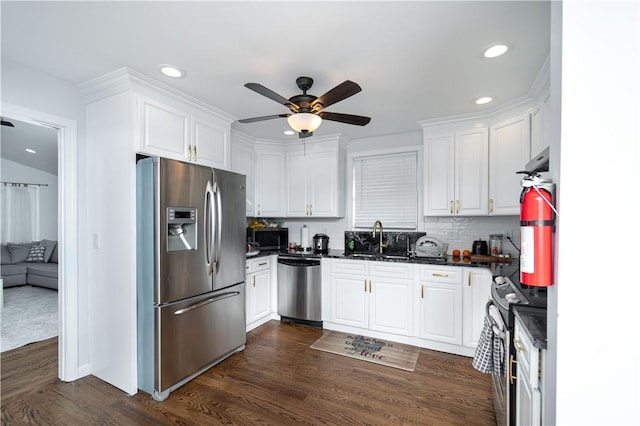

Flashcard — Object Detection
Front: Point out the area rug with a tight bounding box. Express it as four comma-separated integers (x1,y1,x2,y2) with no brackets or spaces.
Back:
1,285,58,352
311,331,420,371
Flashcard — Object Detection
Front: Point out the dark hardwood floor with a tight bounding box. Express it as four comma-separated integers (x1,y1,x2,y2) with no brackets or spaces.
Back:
1,321,496,425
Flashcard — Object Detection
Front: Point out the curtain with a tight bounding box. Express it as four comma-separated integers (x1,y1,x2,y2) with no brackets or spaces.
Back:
353,152,418,230
1,184,39,243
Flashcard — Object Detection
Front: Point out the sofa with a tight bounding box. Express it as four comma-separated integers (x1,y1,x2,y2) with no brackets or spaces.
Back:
1,240,58,290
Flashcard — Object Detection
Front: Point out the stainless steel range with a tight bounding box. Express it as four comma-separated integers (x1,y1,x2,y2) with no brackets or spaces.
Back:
489,268,547,426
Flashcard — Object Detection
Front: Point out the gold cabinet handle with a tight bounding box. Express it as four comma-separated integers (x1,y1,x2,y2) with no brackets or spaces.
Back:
364,279,367,292
252,275,256,287
432,272,449,277
450,200,454,214
509,355,518,385
489,198,494,213
421,284,424,299
514,339,526,353
257,204,261,216
368,279,372,293
468,272,471,286
309,204,313,215
187,144,192,161
456,200,460,214
193,145,197,161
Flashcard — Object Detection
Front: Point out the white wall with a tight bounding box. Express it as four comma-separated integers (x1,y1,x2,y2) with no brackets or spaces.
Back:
1,158,58,240
556,2,640,425
1,59,90,372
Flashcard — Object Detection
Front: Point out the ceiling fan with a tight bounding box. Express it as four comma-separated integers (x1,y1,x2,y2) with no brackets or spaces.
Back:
238,76,371,138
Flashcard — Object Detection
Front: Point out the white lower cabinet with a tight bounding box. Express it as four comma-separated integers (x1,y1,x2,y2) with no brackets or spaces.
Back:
417,265,463,345
325,259,495,357
462,268,493,348
514,315,543,426
245,256,273,331
330,260,413,336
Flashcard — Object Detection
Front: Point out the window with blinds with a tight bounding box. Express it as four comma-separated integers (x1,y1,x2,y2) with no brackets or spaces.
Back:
353,151,418,230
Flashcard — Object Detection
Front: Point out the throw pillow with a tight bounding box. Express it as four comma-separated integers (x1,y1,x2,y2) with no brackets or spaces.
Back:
25,244,46,263
1,244,10,265
40,239,58,263
50,244,59,264
7,243,33,263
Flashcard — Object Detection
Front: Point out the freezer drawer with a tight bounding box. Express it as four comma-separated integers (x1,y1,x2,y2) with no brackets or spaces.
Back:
156,283,246,395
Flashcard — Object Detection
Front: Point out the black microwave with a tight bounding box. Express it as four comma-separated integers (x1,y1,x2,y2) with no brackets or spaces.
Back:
247,228,289,251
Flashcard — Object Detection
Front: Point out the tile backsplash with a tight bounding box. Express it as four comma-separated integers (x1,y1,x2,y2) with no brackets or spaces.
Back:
422,215,521,257
279,215,521,257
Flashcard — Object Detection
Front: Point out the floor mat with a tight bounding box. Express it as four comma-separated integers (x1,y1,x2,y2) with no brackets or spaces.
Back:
311,330,419,371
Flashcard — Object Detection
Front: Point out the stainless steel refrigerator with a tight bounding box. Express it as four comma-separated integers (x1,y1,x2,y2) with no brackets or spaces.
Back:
136,156,246,401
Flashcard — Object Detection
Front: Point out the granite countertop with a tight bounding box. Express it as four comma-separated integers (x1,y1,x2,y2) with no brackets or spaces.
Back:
247,248,515,270
513,305,547,349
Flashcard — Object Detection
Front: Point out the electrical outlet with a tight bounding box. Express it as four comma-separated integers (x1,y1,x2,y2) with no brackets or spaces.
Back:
504,229,513,240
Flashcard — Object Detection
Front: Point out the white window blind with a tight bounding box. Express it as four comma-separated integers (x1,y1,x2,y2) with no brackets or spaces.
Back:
353,151,418,229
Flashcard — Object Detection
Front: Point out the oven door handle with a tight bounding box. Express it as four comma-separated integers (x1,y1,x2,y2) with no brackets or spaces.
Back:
486,300,507,339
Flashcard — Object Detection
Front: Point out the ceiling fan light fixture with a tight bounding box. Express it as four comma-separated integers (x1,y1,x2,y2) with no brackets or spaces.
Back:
287,113,322,133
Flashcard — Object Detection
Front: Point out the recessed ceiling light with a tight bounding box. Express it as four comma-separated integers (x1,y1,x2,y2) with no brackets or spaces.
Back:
158,64,186,78
484,44,509,58
284,130,295,136
25,148,36,154
475,97,493,105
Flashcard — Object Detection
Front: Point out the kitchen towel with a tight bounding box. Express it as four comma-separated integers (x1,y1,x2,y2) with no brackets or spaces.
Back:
472,316,504,375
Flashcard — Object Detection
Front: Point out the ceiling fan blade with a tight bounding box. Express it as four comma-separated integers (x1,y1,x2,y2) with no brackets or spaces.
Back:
245,83,299,112
237,114,290,124
311,80,362,112
319,112,371,126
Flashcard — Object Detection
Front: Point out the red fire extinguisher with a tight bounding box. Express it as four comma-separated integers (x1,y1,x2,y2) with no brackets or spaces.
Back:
519,174,556,287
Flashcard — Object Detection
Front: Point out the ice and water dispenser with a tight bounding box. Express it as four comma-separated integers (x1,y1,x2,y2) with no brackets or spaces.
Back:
167,207,197,251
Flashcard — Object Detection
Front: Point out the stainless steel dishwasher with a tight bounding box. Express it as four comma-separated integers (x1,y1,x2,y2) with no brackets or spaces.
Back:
277,256,322,327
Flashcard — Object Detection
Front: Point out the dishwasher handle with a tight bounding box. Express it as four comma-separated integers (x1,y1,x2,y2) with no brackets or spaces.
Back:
277,257,321,267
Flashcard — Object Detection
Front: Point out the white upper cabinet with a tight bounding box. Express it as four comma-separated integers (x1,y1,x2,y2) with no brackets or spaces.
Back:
191,114,229,170
489,114,531,215
530,92,551,159
254,148,286,217
138,95,189,159
286,138,345,218
424,126,488,216
136,93,231,169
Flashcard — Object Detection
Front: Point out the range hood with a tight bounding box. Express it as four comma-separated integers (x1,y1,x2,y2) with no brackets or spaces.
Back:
524,146,549,173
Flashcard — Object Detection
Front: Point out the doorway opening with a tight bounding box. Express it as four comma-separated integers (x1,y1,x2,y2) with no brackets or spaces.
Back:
0,103,80,382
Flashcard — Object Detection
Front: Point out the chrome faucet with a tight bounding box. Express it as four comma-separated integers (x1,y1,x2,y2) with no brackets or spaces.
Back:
372,220,385,254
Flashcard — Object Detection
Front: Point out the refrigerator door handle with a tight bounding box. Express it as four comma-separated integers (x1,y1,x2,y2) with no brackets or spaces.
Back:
205,181,214,276
213,180,222,274
173,291,241,315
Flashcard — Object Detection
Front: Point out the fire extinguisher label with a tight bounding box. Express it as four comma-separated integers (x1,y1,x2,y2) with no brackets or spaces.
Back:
520,226,534,273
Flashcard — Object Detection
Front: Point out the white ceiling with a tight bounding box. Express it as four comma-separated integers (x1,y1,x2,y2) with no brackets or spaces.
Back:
1,1,550,172
1,119,58,176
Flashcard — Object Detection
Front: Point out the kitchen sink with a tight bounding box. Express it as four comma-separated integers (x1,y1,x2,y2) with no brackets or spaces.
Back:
351,253,376,259
349,253,411,261
378,254,410,261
